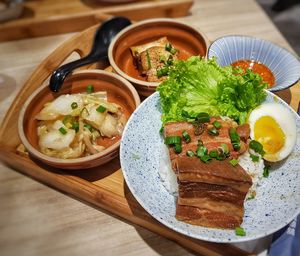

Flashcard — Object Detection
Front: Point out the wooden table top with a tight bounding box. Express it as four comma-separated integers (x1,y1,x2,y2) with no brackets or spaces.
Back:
0,0,299,255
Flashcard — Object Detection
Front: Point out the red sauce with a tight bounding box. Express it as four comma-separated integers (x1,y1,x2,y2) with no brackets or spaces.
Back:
231,60,275,87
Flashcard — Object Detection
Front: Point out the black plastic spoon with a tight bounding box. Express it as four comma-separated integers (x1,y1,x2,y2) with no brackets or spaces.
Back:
49,16,131,92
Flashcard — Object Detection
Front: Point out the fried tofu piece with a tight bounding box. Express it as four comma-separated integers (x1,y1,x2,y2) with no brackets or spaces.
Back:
130,37,178,82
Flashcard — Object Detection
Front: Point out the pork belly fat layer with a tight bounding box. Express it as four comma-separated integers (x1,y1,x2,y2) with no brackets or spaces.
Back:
178,181,246,206
175,157,253,185
176,204,242,229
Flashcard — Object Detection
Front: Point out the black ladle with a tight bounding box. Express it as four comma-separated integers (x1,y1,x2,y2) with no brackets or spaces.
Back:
49,16,131,92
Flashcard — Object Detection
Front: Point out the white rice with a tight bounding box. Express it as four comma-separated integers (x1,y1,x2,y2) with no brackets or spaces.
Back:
158,144,264,198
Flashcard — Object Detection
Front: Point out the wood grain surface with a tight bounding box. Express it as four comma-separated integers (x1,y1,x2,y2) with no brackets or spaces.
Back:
0,0,299,256
0,0,193,41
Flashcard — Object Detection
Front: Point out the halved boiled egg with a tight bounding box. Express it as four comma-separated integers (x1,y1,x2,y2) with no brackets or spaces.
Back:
248,103,297,162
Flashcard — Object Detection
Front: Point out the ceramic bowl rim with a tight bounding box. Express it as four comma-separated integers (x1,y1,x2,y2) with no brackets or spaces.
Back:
108,18,210,88
18,69,141,167
207,34,300,92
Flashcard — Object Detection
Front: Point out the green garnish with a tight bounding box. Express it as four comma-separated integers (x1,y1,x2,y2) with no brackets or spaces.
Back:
186,150,195,157
72,122,79,133
174,143,182,154
249,140,265,156
170,48,178,55
62,115,74,127
182,130,191,143
165,43,172,51
159,56,167,64
208,127,219,136
229,128,241,151
146,50,151,69
86,84,94,94
250,153,260,162
209,150,218,158
80,107,89,117
213,120,221,129
200,155,212,163
229,158,239,166
71,102,78,109
84,124,93,132
197,139,203,147
157,56,267,125
263,165,270,178
96,105,106,113
196,146,207,158
219,143,229,155
59,127,67,135
195,112,210,123
165,136,181,145
157,67,169,78
235,227,246,236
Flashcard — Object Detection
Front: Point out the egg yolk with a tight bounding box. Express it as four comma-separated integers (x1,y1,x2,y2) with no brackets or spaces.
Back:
254,116,285,154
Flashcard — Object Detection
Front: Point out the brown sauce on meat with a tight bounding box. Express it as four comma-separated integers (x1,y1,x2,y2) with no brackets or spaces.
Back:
231,60,275,88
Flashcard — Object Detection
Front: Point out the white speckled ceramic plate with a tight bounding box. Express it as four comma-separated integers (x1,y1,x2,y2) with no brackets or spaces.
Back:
120,91,300,243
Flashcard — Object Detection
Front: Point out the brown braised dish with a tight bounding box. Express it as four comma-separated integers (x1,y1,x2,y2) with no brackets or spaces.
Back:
130,37,179,82
164,117,252,229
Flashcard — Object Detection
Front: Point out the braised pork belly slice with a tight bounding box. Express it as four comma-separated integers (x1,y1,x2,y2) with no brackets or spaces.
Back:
164,119,248,172
174,157,252,229
176,205,242,229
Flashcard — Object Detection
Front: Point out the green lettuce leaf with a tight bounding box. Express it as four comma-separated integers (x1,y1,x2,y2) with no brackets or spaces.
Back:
157,56,267,124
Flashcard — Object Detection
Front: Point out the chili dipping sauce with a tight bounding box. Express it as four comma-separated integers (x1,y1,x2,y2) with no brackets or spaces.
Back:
231,59,275,88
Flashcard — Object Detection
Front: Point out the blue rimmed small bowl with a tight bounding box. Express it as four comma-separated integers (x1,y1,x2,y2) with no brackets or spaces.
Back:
207,35,300,92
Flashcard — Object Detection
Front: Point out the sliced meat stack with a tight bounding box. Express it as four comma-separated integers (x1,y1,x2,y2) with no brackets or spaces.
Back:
175,157,252,229
164,118,252,229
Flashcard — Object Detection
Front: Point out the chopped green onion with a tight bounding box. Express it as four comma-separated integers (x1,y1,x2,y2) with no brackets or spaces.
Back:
200,155,212,163
219,143,229,155
165,136,181,145
96,105,106,113
196,146,207,158
197,139,203,147
159,126,164,135
216,153,226,161
59,127,67,135
229,128,240,151
235,227,246,236
146,50,151,69
208,127,219,136
80,107,89,117
182,130,191,143
249,140,265,156
247,194,255,200
159,56,166,64
209,150,218,158
165,43,172,51
170,48,178,55
229,158,239,166
71,102,78,109
195,112,210,123
250,153,260,162
263,165,270,178
86,84,94,94
62,115,73,126
186,150,195,157
174,143,182,154
72,122,79,133
84,124,93,132
167,55,173,65
213,120,221,129
157,67,169,78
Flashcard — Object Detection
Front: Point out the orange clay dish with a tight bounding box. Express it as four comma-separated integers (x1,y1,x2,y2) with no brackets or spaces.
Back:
35,85,126,159
231,60,275,88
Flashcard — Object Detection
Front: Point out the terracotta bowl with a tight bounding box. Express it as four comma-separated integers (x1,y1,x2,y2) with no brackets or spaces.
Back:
18,70,140,169
108,18,209,96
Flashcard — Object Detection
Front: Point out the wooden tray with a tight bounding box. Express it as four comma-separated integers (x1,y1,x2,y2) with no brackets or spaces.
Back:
0,20,256,255
0,0,193,42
